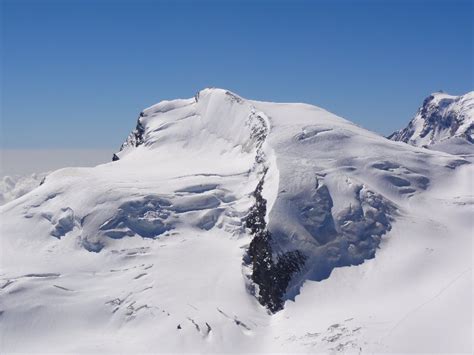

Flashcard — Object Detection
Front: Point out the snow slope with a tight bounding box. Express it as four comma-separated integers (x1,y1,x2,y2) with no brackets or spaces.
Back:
389,91,474,155
1,88,472,353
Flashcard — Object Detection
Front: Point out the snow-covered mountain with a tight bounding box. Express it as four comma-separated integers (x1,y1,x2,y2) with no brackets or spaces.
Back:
389,91,474,154
1,88,472,353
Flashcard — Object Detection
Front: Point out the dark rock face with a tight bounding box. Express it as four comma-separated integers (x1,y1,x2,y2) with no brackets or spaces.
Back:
122,115,146,150
418,96,459,139
245,174,306,313
130,117,146,147
244,109,307,313
112,113,146,161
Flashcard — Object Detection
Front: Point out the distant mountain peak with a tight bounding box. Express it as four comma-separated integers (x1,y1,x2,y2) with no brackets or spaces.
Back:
388,91,474,152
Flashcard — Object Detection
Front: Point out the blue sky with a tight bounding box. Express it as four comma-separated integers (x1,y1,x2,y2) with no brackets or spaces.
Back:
2,0,473,149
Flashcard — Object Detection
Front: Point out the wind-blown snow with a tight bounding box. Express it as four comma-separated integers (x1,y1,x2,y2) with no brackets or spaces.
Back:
0,88,472,353
0,173,48,206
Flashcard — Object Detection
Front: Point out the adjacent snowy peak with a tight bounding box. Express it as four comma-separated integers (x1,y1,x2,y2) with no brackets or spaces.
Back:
389,91,474,153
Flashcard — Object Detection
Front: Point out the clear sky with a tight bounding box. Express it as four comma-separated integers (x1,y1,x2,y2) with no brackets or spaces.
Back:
2,0,473,149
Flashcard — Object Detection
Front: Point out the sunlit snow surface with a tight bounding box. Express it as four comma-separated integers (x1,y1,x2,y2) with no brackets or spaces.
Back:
0,89,472,353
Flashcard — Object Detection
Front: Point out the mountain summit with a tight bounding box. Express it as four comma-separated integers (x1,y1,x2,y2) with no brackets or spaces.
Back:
110,88,403,312
1,88,471,353
389,91,474,154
